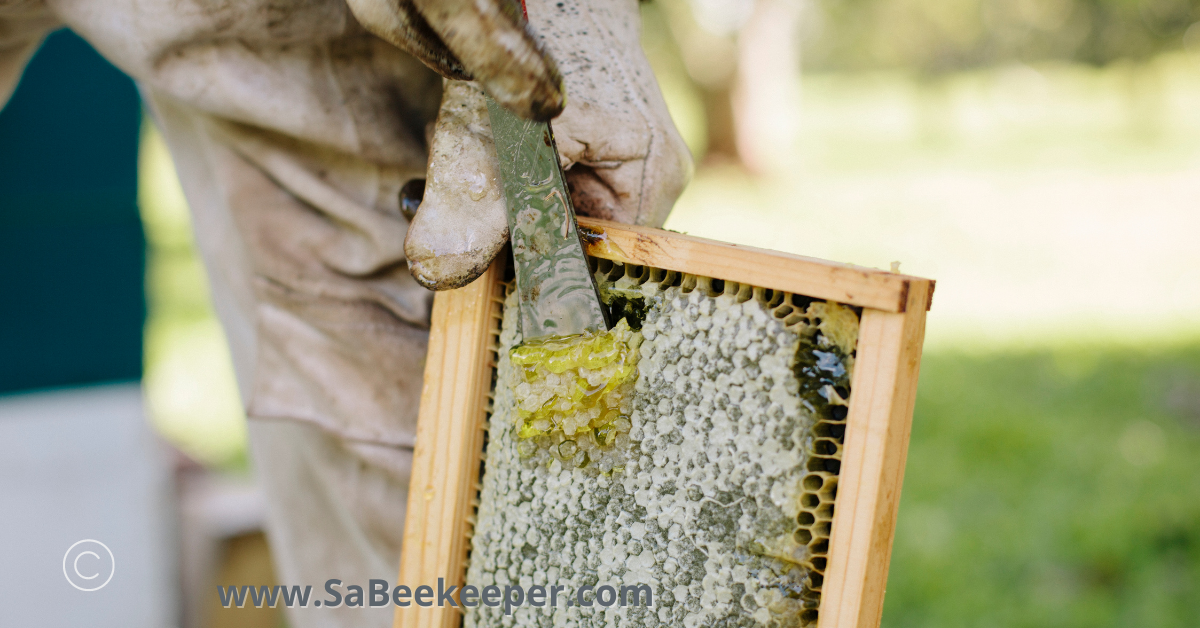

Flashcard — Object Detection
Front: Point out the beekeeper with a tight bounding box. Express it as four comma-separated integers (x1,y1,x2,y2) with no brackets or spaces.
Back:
0,0,690,625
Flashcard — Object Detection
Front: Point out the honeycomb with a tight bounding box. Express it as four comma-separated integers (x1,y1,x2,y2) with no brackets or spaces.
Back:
509,319,641,474
464,261,857,628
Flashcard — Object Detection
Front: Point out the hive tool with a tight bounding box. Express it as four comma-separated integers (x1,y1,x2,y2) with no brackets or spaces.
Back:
486,97,610,341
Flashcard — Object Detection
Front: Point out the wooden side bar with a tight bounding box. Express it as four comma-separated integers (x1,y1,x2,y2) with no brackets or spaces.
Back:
394,258,504,628
817,281,931,628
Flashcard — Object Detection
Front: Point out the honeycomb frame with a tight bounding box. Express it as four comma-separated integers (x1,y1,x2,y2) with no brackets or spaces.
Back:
396,218,933,628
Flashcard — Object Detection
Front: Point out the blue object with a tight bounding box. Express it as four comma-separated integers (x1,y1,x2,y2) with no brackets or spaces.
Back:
0,29,144,394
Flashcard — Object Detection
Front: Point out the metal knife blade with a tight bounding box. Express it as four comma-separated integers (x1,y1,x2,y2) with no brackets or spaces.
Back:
486,96,609,340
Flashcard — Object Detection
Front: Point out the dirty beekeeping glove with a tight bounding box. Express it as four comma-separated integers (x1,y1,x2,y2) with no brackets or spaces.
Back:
344,0,565,120
348,0,694,290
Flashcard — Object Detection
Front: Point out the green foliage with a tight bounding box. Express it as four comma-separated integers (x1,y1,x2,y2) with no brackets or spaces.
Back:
884,343,1200,626
805,0,1200,72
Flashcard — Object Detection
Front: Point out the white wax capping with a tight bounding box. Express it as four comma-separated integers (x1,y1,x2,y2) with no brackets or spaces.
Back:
467,269,856,628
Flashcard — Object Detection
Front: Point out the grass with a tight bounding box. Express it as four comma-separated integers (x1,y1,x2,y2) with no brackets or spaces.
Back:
885,343,1200,627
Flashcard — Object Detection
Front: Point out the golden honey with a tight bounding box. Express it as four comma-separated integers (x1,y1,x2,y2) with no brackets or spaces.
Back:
510,318,642,471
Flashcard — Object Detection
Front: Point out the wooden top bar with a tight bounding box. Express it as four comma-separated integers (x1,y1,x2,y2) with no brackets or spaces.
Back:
577,218,933,314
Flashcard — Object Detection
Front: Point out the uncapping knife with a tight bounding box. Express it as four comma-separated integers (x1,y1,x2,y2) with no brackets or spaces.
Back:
486,98,610,340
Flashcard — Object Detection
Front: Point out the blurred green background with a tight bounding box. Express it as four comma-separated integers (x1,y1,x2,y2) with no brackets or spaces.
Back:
136,0,1200,625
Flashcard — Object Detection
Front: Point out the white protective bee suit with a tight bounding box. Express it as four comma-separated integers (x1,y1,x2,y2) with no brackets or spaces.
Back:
0,0,691,625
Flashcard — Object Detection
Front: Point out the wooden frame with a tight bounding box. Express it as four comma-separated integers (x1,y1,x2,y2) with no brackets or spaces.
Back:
395,218,934,628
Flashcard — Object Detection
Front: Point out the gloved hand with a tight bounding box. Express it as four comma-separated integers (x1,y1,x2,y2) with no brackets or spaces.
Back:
349,0,694,290
344,0,565,120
